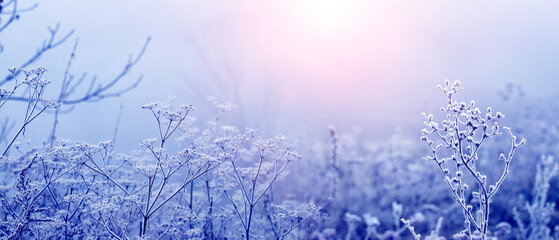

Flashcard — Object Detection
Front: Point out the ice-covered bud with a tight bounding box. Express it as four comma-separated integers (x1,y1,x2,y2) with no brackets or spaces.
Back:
245,128,258,136
141,102,158,109
495,222,512,236
63,194,82,203
472,191,480,198
40,99,60,108
499,153,506,161
344,212,362,223
33,66,47,74
281,149,302,162
37,79,51,87
22,68,32,76
492,122,500,132
453,232,469,240
140,137,157,147
392,202,403,216
411,212,425,223
98,140,113,149
22,76,35,84
163,111,181,121
180,104,195,112
363,214,380,226
453,80,461,87
0,88,13,98
456,171,463,177
328,124,337,134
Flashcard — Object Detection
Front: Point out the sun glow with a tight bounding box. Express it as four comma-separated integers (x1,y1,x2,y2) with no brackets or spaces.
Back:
299,0,354,31
214,0,401,110
174,1,406,117
289,0,371,38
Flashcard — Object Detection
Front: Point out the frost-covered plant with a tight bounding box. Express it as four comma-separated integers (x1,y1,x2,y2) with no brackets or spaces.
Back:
362,202,425,240
262,199,320,240
404,80,525,240
174,97,317,240
216,130,301,240
424,217,445,240
51,139,141,239
344,212,362,240
132,102,223,237
0,138,105,239
1,67,59,158
513,155,558,240
172,97,240,239
307,125,441,238
31,102,227,239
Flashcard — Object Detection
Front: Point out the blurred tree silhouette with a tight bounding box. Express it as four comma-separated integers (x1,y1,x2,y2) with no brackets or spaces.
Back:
0,0,149,144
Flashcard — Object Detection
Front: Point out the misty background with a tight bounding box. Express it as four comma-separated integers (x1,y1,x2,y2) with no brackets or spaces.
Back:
2,0,558,151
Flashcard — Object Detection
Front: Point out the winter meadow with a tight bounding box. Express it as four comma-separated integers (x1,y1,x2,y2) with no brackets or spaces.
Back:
1,1,558,239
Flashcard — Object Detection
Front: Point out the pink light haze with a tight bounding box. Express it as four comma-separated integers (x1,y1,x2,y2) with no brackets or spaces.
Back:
167,0,559,128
